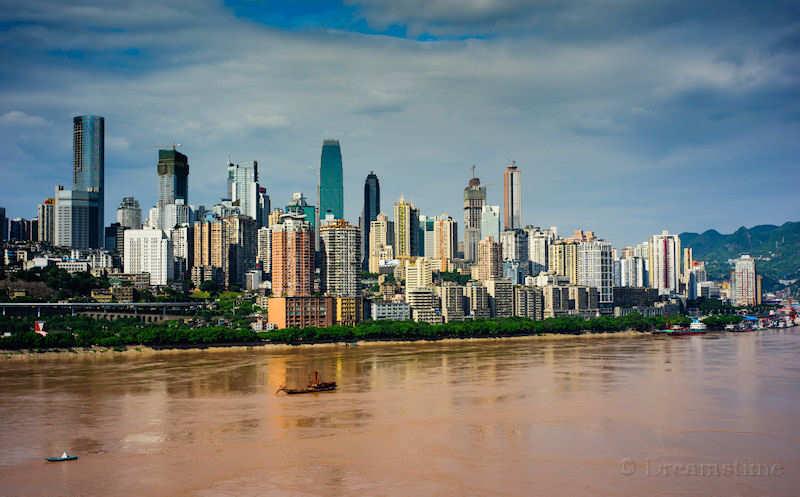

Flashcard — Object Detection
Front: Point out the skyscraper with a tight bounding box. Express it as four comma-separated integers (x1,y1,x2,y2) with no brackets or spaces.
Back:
503,162,521,230
227,161,259,223
116,196,142,229
319,139,344,220
648,230,681,295
320,219,361,297
72,115,104,247
463,171,487,262
577,240,614,304
732,255,760,306
393,196,419,259
157,148,189,208
54,185,96,249
361,171,380,270
124,228,174,286
433,215,458,272
37,198,55,244
271,213,314,297
369,213,393,273
0,207,6,242
480,205,500,242
476,236,503,282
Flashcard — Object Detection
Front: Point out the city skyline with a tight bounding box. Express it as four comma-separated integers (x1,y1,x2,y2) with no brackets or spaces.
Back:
0,1,798,245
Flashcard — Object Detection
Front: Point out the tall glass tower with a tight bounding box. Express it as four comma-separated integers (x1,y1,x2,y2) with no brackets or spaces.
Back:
319,139,343,220
72,115,104,247
157,148,189,208
360,171,380,270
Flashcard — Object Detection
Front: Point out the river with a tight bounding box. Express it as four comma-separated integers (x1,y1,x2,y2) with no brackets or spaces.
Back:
1,329,798,496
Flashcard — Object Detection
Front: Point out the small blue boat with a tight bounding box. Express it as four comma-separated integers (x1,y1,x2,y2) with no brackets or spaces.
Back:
46,451,78,462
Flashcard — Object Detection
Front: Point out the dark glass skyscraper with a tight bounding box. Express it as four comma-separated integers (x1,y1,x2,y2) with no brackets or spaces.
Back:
157,148,189,208
360,171,380,270
72,115,104,248
319,139,344,220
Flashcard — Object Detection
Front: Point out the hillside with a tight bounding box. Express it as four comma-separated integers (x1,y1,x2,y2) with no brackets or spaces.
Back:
680,222,800,291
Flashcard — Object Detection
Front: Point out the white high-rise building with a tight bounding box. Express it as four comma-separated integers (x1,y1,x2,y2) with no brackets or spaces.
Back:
369,213,393,273
480,205,500,242
319,219,361,297
160,199,191,231
124,228,174,286
732,255,759,306
228,161,261,224
405,257,434,294
577,240,614,304
53,185,94,249
527,226,556,276
500,229,529,263
648,231,681,295
257,227,272,273
116,196,142,229
619,256,646,288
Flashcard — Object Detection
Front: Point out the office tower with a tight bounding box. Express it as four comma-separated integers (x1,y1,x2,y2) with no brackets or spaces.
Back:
257,227,272,273
160,200,191,231
157,148,189,208
0,206,5,241
577,240,614,304
37,198,55,244
320,219,361,297
123,228,174,286
8,219,26,241
648,230,681,295
549,239,579,284
104,223,126,254
418,215,435,258
476,236,503,282
369,213,393,273
271,213,314,297
257,187,270,228
405,257,434,293
463,171,486,262
503,162,521,230
480,205,500,242
361,171,380,271
527,226,555,276
393,196,419,259
433,215,458,272
227,161,259,222
72,115,104,247
224,215,257,288
319,139,344,220
286,192,317,235
500,229,529,263
732,255,760,306
116,196,142,229
54,185,98,249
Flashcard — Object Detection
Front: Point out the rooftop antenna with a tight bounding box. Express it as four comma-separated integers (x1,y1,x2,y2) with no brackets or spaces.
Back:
471,164,477,179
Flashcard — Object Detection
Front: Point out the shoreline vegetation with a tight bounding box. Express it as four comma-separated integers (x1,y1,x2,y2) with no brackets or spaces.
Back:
0,314,746,357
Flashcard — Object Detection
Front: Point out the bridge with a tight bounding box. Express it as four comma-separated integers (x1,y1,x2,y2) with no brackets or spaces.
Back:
0,302,208,323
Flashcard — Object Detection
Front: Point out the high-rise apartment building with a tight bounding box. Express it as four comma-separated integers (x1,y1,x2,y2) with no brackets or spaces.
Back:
619,256,646,288
732,255,760,306
503,162,521,230
369,213,393,273
271,213,314,297
549,239,579,284
361,172,380,271
393,196,419,259
320,219,361,297
37,198,55,244
577,240,613,304
405,257,434,294
123,228,174,286
500,229,529,263
480,205,500,242
463,173,486,262
648,230,681,295
257,227,272,273
116,196,142,229
319,139,344,220
157,148,189,208
227,161,260,224
527,226,555,276
476,236,503,282
72,115,104,247
433,215,458,272
486,278,513,318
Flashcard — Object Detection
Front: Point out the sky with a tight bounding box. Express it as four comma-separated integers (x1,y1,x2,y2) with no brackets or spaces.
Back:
0,0,798,246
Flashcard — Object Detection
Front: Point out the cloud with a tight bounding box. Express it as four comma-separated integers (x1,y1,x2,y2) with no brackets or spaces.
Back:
0,110,50,127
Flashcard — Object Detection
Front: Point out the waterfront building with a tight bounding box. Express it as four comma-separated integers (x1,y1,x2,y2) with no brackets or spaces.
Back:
648,230,681,295
465,282,491,319
54,185,98,249
257,227,271,273
406,288,441,324
335,297,361,325
476,236,503,282
619,256,646,288
526,226,556,276
463,172,487,262
267,296,335,329
361,172,380,271
371,301,411,321
271,213,314,297
123,228,174,286
548,239,579,284
503,162,521,230
319,139,344,220
393,196,419,259
732,255,761,306
320,219,361,297
72,115,104,248
37,198,55,244
513,285,543,320
224,215,258,288
486,278,513,318
157,148,189,208
433,214,458,272
116,196,142,229
577,240,614,304
405,257,434,293
439,283,466,322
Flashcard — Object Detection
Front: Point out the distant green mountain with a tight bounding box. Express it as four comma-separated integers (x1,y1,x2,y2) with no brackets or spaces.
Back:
680,222,800,291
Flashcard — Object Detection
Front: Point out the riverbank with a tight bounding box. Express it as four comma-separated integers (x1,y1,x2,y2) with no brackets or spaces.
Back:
0,329,652,360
